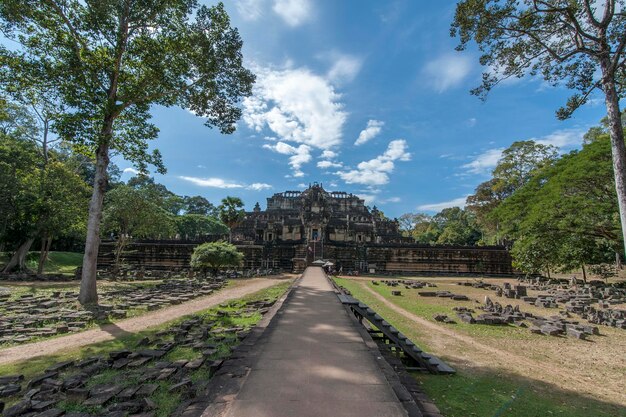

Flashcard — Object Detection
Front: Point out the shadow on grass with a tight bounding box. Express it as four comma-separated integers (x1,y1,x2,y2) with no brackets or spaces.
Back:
413,363,626,417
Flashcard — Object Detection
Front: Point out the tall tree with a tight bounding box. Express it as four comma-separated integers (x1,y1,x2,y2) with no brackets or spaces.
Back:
183,195,217,216
218,196,245,242
467,141,558,243
0,1,254,304
102,184,175,271
452,0,626,255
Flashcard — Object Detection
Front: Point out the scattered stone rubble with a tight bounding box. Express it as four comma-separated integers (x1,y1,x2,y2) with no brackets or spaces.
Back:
0,279,225,345
452,295,601,339
0,299,276,417
492,280,626,330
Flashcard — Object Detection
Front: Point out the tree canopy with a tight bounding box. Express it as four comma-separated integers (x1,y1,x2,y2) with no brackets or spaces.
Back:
190,241,243,277
0,0,255,303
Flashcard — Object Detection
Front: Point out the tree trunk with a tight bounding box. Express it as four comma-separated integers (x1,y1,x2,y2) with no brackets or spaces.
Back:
600,61,626,258
2,238,35,273
581,264,587,283
37,234,53,275
616,251,622,270
79,140,111,305
113,234,127,274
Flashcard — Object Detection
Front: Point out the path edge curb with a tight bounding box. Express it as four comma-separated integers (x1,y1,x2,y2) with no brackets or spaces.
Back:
178,275,303,417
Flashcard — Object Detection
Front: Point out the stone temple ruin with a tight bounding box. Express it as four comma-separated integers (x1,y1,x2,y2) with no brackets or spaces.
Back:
98,183,513,276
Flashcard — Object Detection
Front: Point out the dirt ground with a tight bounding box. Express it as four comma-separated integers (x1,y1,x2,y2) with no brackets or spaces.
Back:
0,276,292,365
346,276,626,407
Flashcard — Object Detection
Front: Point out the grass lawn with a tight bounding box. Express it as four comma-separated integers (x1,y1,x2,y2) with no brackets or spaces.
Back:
0,281,291,417
0,251,83,275
334,277,626,417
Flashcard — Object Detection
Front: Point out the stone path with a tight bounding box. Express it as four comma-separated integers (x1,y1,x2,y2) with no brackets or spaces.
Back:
0,278,285,365
222,267,407,417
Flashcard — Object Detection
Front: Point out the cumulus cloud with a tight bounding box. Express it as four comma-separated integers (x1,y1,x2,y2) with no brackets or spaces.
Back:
317,160,343,169
462,148,504,175
461,128,585,176
326,53,363,84
122,167,140,175
321,150,338,159
179,176,273,190
417,196,468,212
423,54,473,93
337,139,411,186
179,176,244,189
244,65,346,176
354,120,384,146
248,183,273,191
532,128,584,150
273,0,312,26
263,142,312,176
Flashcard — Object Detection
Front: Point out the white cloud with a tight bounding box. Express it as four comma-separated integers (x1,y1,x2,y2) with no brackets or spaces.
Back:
532,128,584,150
461,128,585,176
248,183,273,191
317,160,343,169
337,139,411,186
236,0,264,21
272,0,312,26
418,196,468,212
423,54,473,93
357,193,377,205
179,176,244,189
263,142,312,176
321,150,338,159
179,176,272,191
467,118,477,127
384,197,401,203
355,119,384,146
327,53,363,84
122,167,140,175
244,65,346,175
462,148,504,175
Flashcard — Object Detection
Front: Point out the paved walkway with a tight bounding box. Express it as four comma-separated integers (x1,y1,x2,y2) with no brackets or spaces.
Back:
0,278,285,365
223,267,407,417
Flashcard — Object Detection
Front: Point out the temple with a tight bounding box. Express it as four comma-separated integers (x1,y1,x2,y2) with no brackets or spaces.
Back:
231,183,406,245
98,183,514,276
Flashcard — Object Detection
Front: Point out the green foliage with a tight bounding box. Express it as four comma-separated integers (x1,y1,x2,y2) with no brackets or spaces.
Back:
495,137,620,274
0,0,255,170
218,196,245,241
103,184,175,239
401,208,481,246
0,133,89,265
190,241,243,276
183,195,218,216
451,0,625,119
176,214,228,239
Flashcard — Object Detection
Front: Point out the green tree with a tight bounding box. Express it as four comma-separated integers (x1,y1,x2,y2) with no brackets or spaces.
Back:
433,207,481,246
452,0,626,256
183,195,218,216
219,196,246,242
495,137,620,276
127,175,184,215
0,1,254,304
102,184,175,271
466,141,558,244
176,214,228,239
0,136,89,273
190,241,243,278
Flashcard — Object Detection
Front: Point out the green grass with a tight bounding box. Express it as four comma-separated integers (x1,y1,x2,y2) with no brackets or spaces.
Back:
333,277,626,417
0,280,292,416
0,251,83,275
365,279,534,340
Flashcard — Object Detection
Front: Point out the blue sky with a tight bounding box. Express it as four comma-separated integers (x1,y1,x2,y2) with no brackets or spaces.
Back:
119,0,610,217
